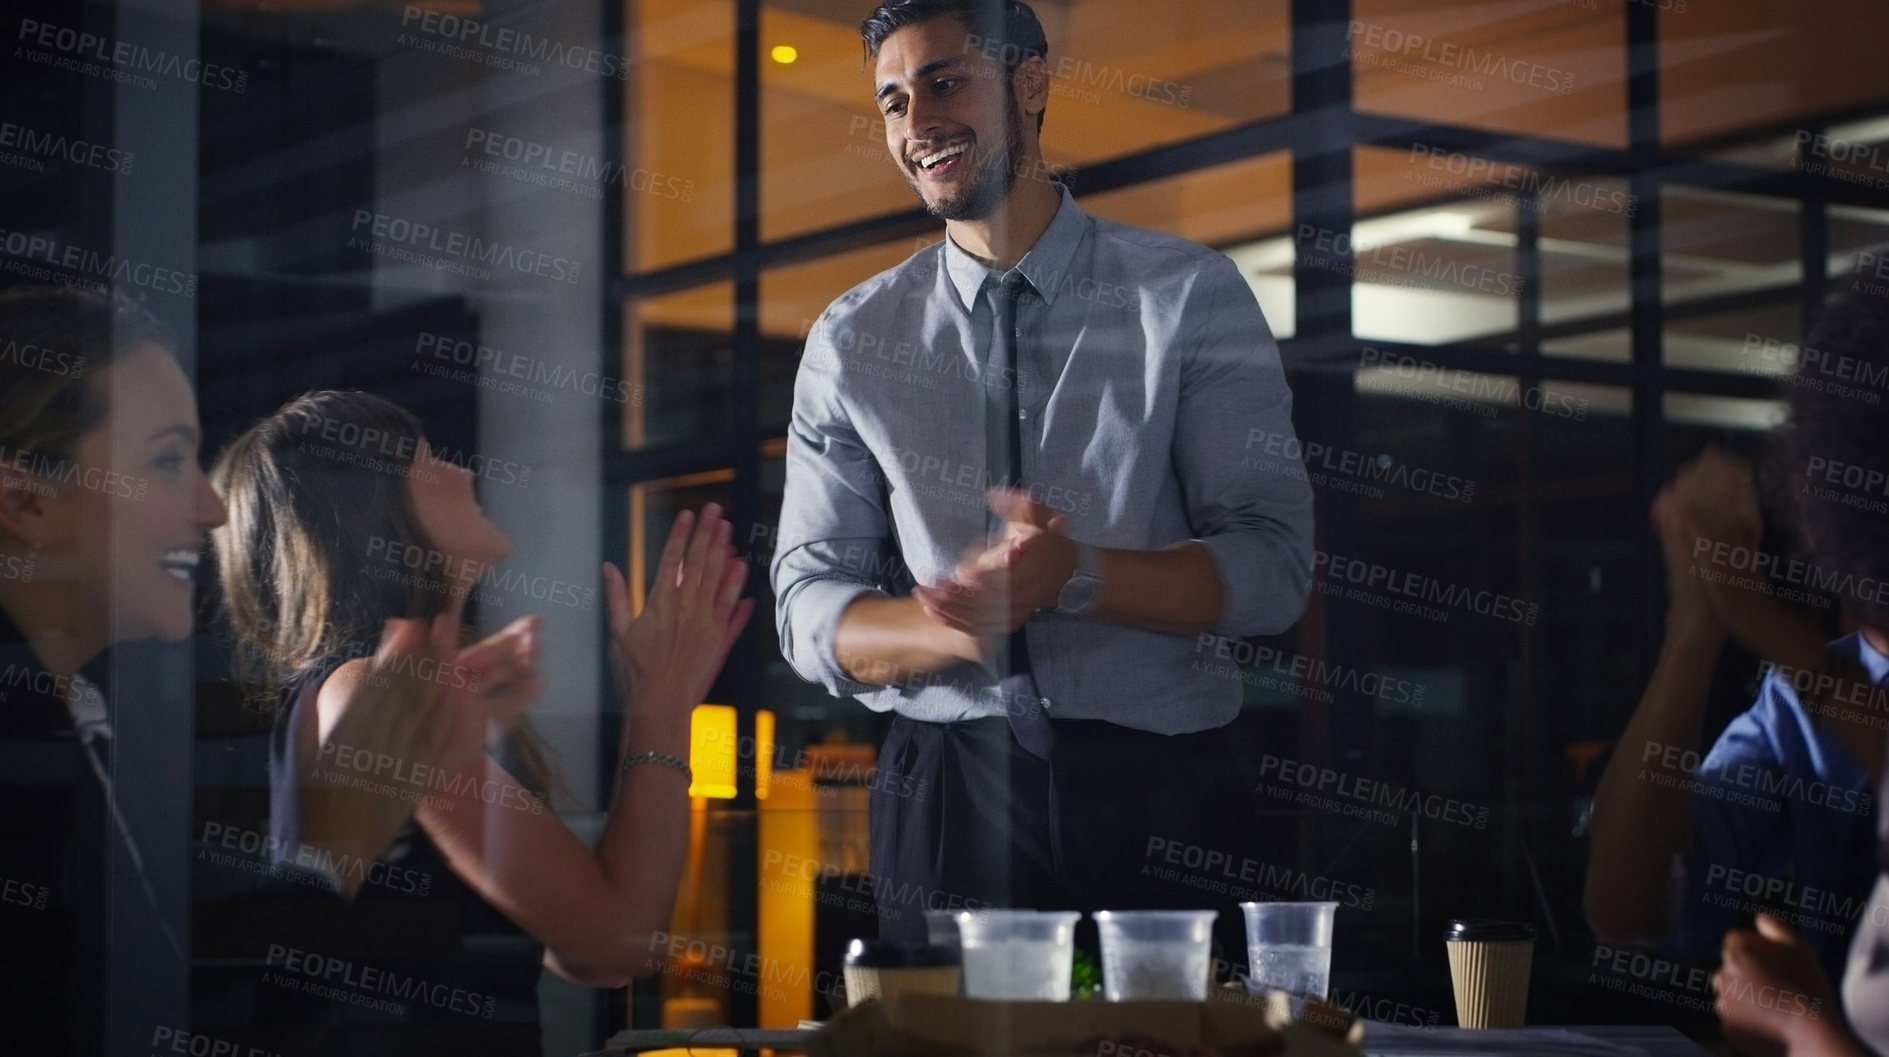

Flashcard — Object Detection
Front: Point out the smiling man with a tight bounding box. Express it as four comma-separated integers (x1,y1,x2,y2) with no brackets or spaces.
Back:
772,0,1314,955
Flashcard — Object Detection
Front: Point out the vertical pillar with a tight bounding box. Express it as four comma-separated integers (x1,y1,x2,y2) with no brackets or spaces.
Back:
106,1,199,1050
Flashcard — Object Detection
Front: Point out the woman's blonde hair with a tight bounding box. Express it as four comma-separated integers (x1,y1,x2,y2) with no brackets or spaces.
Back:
0,286,170,545
212,390,561,801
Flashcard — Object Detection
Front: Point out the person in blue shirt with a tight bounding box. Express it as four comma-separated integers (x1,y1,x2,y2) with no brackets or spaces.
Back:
1586,447,1881,985
1708,285,1889,1057
1588,281,1889,1053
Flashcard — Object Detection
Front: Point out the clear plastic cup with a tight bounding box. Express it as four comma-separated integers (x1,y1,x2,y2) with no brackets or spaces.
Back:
1093,910,1218,1001
922,909,961,952
1240,901,1337,1012
923,910,966,993
954,910,1082,1000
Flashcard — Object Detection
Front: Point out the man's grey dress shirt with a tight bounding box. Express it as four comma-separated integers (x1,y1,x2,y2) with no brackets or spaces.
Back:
772,187,1314,735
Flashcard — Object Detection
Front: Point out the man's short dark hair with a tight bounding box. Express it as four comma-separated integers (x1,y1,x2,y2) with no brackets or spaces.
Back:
1768,278,1889,628
860,0,1049,70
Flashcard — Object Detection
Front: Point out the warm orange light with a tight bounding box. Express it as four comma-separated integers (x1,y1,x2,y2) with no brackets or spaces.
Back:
689,704,737,799
687,705,774,799
759,757,819,1027
755,710,775,800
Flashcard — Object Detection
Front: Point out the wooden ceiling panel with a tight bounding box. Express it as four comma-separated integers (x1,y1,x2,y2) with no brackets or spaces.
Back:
1351,0,1629,148
1659,0,1889,148
1081,152,1291,248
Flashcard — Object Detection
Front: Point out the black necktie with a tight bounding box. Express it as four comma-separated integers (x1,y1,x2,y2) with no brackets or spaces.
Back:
984,272,1055,758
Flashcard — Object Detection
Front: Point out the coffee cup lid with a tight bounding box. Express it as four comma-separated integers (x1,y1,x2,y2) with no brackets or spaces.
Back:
843,939,959,968
1446,919,1535,942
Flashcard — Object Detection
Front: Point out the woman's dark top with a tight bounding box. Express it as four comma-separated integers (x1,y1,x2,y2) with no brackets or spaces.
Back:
0,608,105,1057
265,655,546,1057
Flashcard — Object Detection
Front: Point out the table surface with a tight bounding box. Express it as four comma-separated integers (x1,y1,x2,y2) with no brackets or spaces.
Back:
589,1022,1715,1056
1559,1026,1715,1057
1361,1024,1712,1056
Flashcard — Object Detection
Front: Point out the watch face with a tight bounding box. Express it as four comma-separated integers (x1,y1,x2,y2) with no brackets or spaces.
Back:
1058,572,1099,614
1058,543,1102,614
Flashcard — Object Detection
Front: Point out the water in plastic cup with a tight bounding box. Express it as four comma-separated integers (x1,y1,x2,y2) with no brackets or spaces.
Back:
955,910,1081,1000
1249,944,1332,1009
1241,901,1337,1013
1094,910,1218,1001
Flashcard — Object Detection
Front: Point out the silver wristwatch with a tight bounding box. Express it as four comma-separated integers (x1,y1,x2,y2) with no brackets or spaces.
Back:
1054,541,1103,616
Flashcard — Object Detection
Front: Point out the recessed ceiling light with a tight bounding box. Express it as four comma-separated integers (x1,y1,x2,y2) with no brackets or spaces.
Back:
771,44,798,64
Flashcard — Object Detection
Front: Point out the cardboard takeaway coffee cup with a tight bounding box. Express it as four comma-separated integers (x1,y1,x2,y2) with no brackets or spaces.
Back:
841,940,960,1008
1445,919,1534,1028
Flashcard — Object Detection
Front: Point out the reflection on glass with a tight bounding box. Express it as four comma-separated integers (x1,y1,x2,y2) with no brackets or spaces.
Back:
760,238,936,342
1355,364,1621,423
751,442,888,753
1089,153,1293,335
1357,144,1536,217
759,239,935,425
627,0,735,270
1660,187,1800,305
1342,380,1633,960
1345,204,1521,345
1664,302,1798,375
760,3,918,242
624,283,734,450
749,437,883,1019
1542,327,1627,364
1797,119,1889,199
1328,384,1524,958
658,809,758,1027
1663,392,1785,433
1831,203,1889,275
629,471,734,612
1351,0,1625,147
1037,0,1286,163
1085,152,1291,248
1538,180,1631,333
1660,7,1889,148
758,0,1287,240
1705,131,1802,172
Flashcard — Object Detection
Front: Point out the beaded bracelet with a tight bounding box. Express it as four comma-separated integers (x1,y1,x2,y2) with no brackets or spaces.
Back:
619,750,692,783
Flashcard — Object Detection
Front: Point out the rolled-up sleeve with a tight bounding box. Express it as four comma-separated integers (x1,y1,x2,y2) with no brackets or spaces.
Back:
771,313,900,698
1173,257,1315,637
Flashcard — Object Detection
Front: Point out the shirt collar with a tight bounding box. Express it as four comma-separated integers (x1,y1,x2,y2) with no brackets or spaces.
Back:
941,183,1085,311
66,674,112,744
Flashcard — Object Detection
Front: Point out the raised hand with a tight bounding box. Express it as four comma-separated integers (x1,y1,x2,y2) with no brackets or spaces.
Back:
1656,447,1837,680
441,614,543,764
301,611,465,894
1651,482,1723,637
1664,447,1763,564
602,504,754,725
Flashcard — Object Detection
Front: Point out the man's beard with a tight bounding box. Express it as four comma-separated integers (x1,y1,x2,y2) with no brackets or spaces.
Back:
905,100,1024,222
